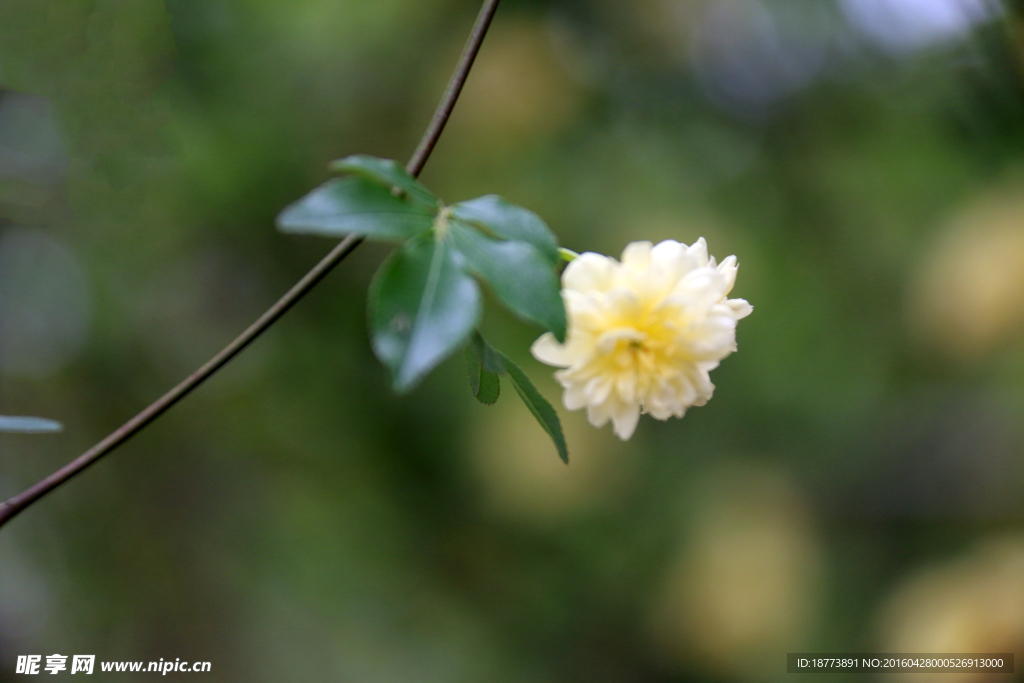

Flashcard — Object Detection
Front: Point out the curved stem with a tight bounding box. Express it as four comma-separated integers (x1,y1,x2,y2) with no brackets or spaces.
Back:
407,0,500,177
0,0,501,529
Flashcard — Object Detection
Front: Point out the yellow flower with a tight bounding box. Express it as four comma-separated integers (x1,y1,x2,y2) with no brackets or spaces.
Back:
531,239,752,440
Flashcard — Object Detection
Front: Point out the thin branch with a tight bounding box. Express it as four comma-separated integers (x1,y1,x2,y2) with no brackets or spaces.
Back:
0,0,501,529
407,0,500,177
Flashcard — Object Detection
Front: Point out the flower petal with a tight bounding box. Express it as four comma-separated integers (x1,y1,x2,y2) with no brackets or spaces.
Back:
611,401,641,440
726,298,753,319
562,381,589,410
563,253,615,293
587,401,612,428
652,239,697,280
621,241,653,270
717,255,738,295
686,237,709,267
531,332,572,367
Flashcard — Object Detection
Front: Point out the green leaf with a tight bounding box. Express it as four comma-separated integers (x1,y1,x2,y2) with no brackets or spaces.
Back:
277,176,436,240
370,233,481,392
451,222,566,342
470,331,506,375
463,333,569,463
450,195,560,265
464,338,500,405
494,350,568,464
0,415,63,433
328,155,438,207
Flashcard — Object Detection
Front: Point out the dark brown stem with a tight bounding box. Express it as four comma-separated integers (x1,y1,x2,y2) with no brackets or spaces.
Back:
0,0,501,529
407,0,500,177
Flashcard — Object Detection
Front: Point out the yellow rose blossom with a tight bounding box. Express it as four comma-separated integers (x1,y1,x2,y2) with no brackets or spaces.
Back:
531,239,752,440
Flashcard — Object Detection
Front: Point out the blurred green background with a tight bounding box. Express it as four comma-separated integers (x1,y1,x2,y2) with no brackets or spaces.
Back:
3,0,1024,681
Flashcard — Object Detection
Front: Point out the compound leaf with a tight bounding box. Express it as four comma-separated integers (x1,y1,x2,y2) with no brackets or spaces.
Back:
277,176,436,241
465,337,500,405
451,223,566,342
328,155,438,207
370,233,481,393
451,195,560,265
494,349,568,464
